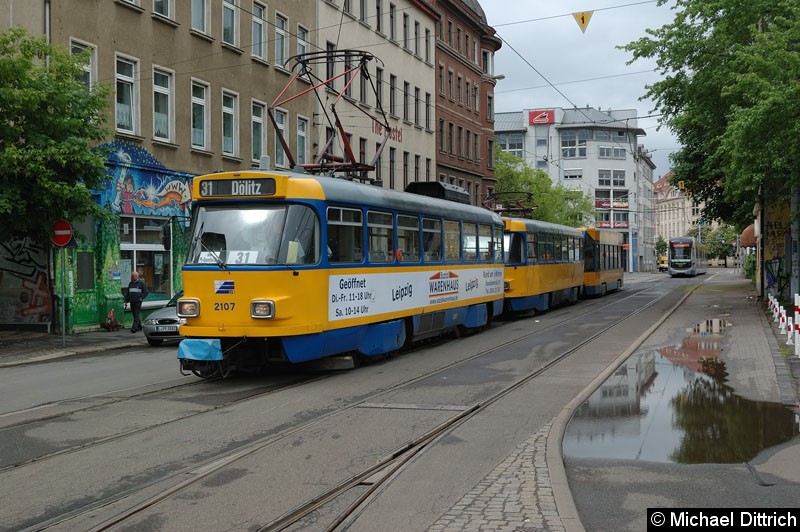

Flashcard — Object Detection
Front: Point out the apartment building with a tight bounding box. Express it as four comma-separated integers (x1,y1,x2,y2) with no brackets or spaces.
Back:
429,0,501,206
0,0,316,330
495,107,656,272
654,171,707,241
316,0,437,190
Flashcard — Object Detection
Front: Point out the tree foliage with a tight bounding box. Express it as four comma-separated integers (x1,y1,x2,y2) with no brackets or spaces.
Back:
622,0,800,229
492,149,594,227
0,27,111,242
687,224,738,260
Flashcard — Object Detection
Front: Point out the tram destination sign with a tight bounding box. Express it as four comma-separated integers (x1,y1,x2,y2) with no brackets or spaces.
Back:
198,178,276,197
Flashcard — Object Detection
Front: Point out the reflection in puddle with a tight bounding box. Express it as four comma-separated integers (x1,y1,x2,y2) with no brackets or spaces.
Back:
563,319,798,463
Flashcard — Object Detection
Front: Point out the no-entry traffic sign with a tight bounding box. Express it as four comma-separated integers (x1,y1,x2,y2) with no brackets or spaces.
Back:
51,219,72,247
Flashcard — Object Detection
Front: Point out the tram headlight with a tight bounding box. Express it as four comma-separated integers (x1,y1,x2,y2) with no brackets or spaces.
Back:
177,299,200,317
251,300,275,319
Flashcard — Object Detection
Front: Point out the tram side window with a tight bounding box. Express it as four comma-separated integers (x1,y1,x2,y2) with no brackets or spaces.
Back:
327,207,363,263
584,240,596,271
478,224,492,261
539,234,553,262
526,232,537,262
493,225,503,262
367,210,394,262
462,222,477,261
397,215,420,262
422,217,442,262
444,220,461,261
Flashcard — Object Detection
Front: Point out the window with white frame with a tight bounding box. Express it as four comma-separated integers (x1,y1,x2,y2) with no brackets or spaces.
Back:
561,130,587,158
403,13,409,49
425,28,431,62
376,67,384,109
222,0,238,47
115,56,137,134
251,101,266,162
414,87,420,126
414,21,420,56
191,80,209,150
222,90,238,156
425,92,431,130
563,169,582,180
274,109,287,167
297,25,308,75
599,146,626,159
275,13,287,68
70,40,96,90
191,0,208,33
252,3,266,60
152,68,173,141
598,169,611,186
389,74,397,115
297,116,308,165
389,3,396,41
613,170,625,186
376,0,383,33
153,0,171,18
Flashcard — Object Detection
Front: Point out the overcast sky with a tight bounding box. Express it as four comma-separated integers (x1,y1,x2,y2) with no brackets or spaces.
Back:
482,0,679,179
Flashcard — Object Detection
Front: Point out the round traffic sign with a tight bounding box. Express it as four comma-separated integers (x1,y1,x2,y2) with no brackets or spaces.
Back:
51,219,73,247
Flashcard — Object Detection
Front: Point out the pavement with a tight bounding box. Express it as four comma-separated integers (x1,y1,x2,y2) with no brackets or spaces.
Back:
1,269,798,531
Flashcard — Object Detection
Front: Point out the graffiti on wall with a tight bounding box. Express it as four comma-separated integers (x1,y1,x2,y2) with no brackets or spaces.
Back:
99,142,192,217
0,238,51,325
765,203,790,293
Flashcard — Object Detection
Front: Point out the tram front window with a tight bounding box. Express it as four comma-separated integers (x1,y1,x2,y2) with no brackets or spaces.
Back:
188,204,320,266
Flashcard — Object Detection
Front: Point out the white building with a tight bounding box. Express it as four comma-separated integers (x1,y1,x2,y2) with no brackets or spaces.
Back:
495,107,657,272
316,0,438,190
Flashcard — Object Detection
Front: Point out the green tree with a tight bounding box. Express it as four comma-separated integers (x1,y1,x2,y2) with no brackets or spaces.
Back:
622,0,800,229
687,224,738,263
0,27,110,242
656,236,668,256
493,149,594,227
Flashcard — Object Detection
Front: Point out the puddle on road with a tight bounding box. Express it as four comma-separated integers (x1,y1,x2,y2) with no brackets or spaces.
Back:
563,319,799,464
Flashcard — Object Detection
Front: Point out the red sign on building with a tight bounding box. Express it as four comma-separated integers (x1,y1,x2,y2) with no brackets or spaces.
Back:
528,109,555,125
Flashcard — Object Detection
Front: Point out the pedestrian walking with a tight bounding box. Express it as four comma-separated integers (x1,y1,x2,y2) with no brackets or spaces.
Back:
125,271,148,333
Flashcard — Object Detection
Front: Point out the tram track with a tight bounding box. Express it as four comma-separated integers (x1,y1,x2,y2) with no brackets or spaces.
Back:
18,280,678,532
1,285,634,478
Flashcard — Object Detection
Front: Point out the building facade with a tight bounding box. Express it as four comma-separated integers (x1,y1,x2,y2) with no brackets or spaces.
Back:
654,171,706,241
316,0,438,190
430,0,501,206
1,0,316,331
495,107,656,272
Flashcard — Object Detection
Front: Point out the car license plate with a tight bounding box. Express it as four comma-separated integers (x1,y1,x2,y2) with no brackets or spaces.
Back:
155,325,178,333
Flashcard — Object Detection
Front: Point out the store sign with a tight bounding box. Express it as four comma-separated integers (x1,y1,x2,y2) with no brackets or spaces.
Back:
528,109,555,125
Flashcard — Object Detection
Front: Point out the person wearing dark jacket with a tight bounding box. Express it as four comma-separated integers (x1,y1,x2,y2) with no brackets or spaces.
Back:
125,271,148,333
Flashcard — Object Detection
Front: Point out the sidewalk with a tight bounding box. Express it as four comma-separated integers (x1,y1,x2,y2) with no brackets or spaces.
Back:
0,328,148,368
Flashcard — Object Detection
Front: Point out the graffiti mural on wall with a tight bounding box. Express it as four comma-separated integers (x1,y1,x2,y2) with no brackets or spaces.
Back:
0,238,51,325
99,142,192,217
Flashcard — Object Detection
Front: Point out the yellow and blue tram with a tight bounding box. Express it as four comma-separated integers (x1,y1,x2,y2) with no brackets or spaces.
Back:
176,170,505,377
579,227,624,296
502,218,584,312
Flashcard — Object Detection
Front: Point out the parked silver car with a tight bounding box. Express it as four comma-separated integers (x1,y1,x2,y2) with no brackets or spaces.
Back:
142,291,184,346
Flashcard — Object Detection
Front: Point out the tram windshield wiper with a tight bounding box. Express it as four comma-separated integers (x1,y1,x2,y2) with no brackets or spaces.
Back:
193,222,228,270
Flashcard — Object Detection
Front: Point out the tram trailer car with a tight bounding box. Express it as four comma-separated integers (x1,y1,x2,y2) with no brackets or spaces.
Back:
502,218,584,313
668,236,707,277
579,227,624,296
176,170,505,378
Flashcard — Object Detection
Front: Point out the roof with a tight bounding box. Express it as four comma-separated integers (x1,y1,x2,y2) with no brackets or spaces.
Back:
557,107,646,136
494,112,525,132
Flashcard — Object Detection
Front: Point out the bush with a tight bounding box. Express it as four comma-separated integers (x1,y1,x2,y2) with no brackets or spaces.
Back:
743,254,756,279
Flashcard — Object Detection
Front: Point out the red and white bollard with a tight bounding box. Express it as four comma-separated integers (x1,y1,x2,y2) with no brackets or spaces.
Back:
786,317,793,345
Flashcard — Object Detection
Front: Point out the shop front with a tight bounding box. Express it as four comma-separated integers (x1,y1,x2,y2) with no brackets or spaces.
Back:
52,141,194,332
